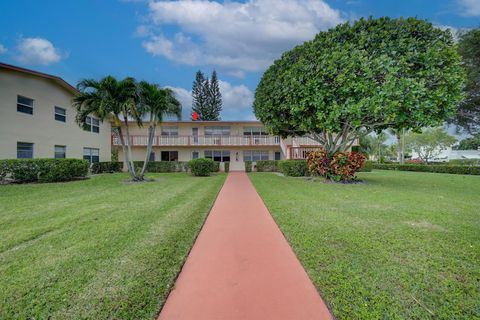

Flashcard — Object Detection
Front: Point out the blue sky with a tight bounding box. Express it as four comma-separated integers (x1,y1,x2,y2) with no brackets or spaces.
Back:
0,0,478,120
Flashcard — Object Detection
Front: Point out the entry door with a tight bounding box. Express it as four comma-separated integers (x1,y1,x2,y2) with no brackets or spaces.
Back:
192,128,198,144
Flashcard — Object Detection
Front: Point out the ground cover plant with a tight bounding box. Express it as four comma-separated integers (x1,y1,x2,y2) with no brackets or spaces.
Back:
0,173,225,319
249,170,480,319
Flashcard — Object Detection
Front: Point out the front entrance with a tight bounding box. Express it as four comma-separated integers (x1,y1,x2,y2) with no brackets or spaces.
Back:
229,150,245,171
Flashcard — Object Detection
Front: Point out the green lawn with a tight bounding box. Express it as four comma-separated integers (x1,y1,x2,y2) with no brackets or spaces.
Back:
249,170,480,319
0,173,225,319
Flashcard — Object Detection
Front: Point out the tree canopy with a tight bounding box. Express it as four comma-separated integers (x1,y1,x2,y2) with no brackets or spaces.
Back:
455,134,480,150
192,70,222,120
253,17,465,154
452,27,480,134
406,127,456,163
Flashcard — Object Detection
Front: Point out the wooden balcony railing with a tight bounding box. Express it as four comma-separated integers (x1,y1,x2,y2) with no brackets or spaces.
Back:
112,135,281,147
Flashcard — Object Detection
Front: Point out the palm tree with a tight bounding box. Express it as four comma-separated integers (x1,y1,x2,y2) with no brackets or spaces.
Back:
388,128,407,164
73,76,141,179
137,82,182,179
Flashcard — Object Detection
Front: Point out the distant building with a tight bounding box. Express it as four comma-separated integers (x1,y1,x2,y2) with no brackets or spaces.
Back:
412,147,480,162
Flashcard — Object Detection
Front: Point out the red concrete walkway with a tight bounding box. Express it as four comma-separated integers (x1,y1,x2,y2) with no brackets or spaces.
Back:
158,172,332,320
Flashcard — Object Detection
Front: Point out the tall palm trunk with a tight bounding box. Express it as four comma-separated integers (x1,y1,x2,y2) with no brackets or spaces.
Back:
123,117,138,180
139,124,156,179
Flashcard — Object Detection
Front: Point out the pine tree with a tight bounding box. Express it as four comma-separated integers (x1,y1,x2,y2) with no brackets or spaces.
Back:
191,70,223,121
192,71,208,120
208,70,222,121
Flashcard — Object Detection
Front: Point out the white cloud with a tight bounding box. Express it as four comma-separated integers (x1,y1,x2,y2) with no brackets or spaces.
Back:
142,0,344,75
458,0,480,16
167,79,255,120
0,44,7,54
15,37,65,65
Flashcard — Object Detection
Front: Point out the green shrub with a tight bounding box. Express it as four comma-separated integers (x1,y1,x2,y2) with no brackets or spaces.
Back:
358,161,373,172
256,160,278,172
372,163,480,175
212,161,220,172
0,159,89,183
245,161,252,172
133,161,188,173
91,162,123,174
189,158,216,176
278,160,309,177
38,159,89,183
448,159,480,166
224,162,230,173
0,160,12,181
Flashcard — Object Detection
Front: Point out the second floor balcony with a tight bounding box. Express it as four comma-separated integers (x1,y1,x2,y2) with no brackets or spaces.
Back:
112,135,281,147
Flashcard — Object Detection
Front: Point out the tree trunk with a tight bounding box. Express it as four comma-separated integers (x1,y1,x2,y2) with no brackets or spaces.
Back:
114,126,135,177
139,124,156,179
123,117,138,180
307,126,360,155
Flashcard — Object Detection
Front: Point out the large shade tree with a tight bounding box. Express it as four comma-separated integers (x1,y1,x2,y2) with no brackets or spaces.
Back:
253,17,465,155
452,27,480,134
73,76,141,179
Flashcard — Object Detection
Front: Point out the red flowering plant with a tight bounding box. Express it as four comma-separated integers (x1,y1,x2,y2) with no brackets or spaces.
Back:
306,149,366,182
306,149,330,176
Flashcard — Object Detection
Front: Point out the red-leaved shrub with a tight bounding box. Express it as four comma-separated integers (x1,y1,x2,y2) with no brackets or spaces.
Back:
306,150,366,181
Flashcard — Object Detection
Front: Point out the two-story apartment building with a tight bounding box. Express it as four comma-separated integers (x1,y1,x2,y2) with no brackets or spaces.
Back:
114,121,330,171
0,63,111,161
1,62,356,171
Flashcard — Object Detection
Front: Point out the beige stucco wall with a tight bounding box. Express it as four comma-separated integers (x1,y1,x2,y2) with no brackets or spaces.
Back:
0,69,111,161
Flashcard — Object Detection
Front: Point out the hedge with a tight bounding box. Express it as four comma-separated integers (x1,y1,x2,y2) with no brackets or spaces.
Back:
372,163,480,175
448,159,480,166
133,161,188,173
358,161,373,172
91,161,123,174
256,160,278,172
189,158,216,176
277,160,309,177
0,159,89,183
245,161,252,172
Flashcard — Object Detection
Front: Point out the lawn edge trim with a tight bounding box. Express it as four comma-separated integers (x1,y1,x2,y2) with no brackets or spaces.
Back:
247,172,338,320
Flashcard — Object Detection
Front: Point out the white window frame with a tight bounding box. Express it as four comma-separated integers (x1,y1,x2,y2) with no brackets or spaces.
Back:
54,145,66,158
83,147,100,163
17,142,34,159
17,95,34,115
85,116,100,133
244,150,269,161
54,106,66,122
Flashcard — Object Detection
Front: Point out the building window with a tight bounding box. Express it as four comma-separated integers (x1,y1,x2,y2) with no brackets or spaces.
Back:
243,127,267,136
205,126,230,136
149,152,156,161
205,150,230,162
192,151,199,159
161,126,178,136
17,96,34,115
54,106,66,122
275,151,281,161
161,151,178,161
17,142,33,158
54,145,66,158
83,148,99,163
244,150,269,161
85,116,100,133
